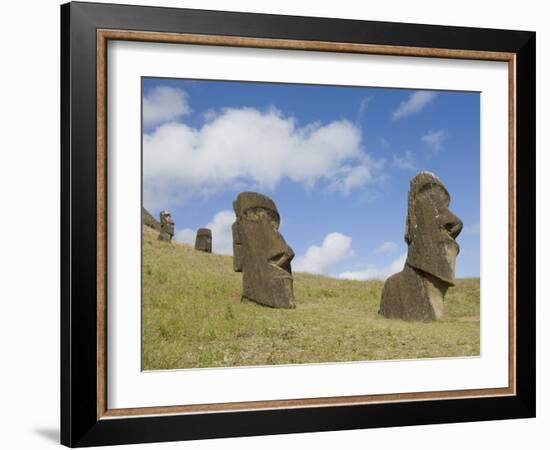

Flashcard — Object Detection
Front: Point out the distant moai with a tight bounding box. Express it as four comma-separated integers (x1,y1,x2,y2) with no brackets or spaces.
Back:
379,172,463,321
195,228,212,253
158,211,175,243
232,192,295,309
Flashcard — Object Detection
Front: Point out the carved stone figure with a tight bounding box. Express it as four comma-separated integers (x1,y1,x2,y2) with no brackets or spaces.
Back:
232,192,295,308
379,172,463,321
195,228,212,253
158,210,174,243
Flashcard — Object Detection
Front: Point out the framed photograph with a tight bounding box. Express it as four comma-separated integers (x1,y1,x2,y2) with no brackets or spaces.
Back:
61,1,535,447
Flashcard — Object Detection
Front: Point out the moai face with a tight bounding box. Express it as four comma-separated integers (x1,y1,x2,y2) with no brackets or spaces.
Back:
232,192,295,308
159,211,174,241
405,172,463,285
195,228,212,253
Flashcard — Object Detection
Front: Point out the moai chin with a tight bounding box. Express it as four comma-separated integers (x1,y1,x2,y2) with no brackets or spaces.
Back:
195,228,212,253
379,172,463,321
158,211,174,243
232,192,295,309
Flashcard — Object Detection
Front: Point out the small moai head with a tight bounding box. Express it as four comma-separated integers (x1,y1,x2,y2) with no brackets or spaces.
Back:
405,172,463,285
232,192,295,308
158,210,174,242
195,228,212,253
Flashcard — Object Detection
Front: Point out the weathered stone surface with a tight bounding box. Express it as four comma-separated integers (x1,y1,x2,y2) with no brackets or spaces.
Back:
158,210,174,242
232,192,295,309
142,207,161,231
379,172,463,321
195,228,212,253
379,265,449,321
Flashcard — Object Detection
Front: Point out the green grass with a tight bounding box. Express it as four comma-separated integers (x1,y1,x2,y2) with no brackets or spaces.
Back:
142,227,480,370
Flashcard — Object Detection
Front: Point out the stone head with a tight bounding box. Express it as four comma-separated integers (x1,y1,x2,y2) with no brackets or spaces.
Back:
405,172,463,285
232,192,295,308
195,228,212,253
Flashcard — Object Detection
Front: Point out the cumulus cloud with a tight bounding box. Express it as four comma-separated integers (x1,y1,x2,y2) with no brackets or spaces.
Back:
143,106,383,211
339,253,406,281
392,150,416,170
374,241,400,253
293,232,353,275
202,109,218,121
174,210,236,255
174,227,195,244
328,155,384,195
205,210,236,255
392,91,436,121
422,129,447,151
143,86,191,127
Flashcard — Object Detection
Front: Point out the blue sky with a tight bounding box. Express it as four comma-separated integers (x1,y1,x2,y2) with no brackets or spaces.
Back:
142,77,480,279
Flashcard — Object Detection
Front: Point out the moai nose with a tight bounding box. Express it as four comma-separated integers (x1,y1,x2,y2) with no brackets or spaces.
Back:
269,235,294,272
441,211,463,238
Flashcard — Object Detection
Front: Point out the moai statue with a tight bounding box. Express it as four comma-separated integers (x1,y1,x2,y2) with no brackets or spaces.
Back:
195,228,212,253
158,210,174,243
232,192,295,308
379,172,463,321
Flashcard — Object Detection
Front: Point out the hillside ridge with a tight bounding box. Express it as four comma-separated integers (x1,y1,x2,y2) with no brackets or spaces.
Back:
142,226,480,369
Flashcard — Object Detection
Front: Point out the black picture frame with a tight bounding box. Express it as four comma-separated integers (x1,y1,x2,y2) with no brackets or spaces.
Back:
61,1,535,447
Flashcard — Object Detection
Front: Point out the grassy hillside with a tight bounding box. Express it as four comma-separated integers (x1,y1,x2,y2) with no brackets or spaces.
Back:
142,226,480,370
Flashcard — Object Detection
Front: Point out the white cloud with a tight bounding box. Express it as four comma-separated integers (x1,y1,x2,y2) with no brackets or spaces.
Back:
374,241,399,253
357,96,373,121
392,150,416,170
202,109,218,121
174,228,195,244
463,222,480,236
392,91,436,121
174,210,236,255
422,129,447,151
339,253,406,281
143,86,191,127
294,232,353,275
328,155,384,195
143,106,383,211
205,210,236,255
